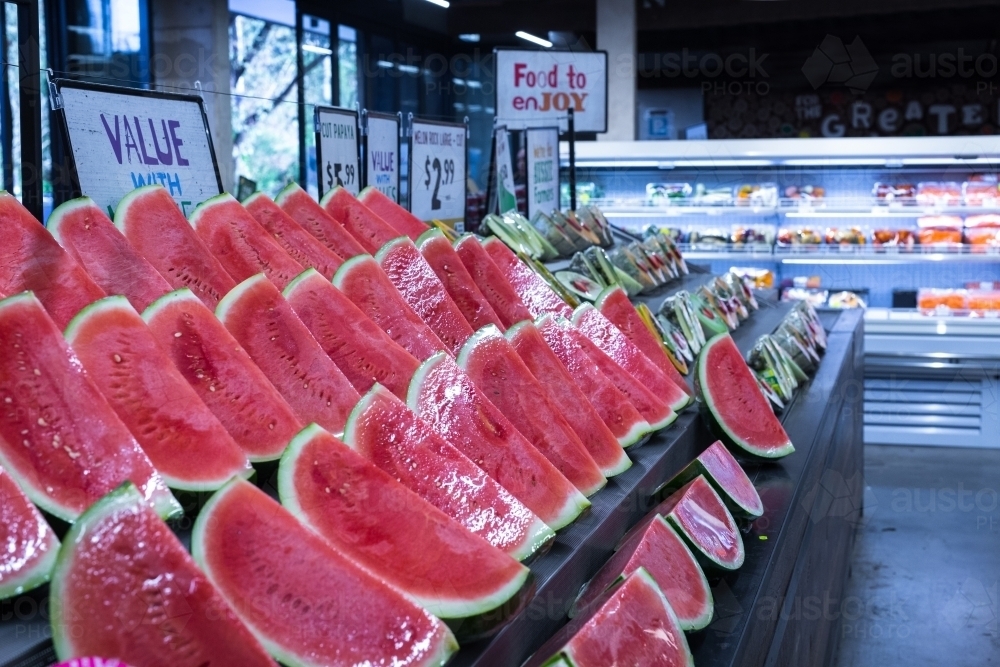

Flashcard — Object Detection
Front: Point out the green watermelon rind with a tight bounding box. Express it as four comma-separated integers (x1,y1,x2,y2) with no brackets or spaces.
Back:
188,192,238,230
46,196,98,248
697,334,796,460
373,234,414,265
406,352,592,532
112,184,169,234
282,267,324,300
140,286,203,323
215,273,269,325
666,481,746,572
656,456,764,520
0,479,59,600
317,184,343,210
273,182,303,208
331,253,375,291
415,227,446,250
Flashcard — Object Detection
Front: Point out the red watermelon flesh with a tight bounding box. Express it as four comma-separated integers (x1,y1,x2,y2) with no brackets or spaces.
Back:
216,274,360,433
190,193,304,290
407,353,590,531
525,569,693,667
0,292,179,522
0,192,106,329
284,268,420,398
458,326,607,497
278,423,531,621
481,236,573,319
345,385,555,560
506,321,631,477
596,286,692,397
662,440,764,519
359,186,429,240
48,197,171,312
0,465,59,599
142,288,303,462
698,334,795,460
535,315,651,447
65,296,251,491
321,186,399,253
571,516,713,631
114,185,236,309
275,182,367,259
418,230,505,332
376,237,476,354
454,234,533,328
573,303,691,413
51,483,273,667
243,191,345,279
334,254,449,360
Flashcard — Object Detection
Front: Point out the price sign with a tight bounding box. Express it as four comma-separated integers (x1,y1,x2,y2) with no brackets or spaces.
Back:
316,106,360,199
526,126,559,217
409,118,466,227
495,127,518,214
364,112,400,203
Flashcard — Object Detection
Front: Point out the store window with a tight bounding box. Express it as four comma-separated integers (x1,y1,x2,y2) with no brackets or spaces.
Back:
302,14,331,195
65,0,147,84
338,25,358,109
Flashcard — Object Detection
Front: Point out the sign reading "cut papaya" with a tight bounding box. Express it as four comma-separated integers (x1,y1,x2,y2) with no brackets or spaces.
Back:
495,49,608,132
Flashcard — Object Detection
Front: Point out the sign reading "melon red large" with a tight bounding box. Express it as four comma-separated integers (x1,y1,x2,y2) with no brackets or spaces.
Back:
495,49,608,132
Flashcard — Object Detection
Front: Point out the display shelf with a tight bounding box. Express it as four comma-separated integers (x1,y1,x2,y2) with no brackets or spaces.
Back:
675,245,1000,264
595,199,1000,219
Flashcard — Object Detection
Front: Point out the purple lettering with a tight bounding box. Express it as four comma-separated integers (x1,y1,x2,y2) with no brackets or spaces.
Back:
168,120,189,166
149,118,173,165
101,114,123,164
133,116,159,166
122,117,141,164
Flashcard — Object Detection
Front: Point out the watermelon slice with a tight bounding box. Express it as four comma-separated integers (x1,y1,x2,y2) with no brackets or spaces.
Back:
51,482,274,666
359,186,430,240
190,193,305,289
0,192,106,329
376,237,476,354
65,296,252,491
418,229,505,331
47,197,172,312
278,423,533,638
659,440,764,519
217,274,360,433
571,516,713,631
142,288,303,462
482,236,574,319
407,352,590,530
454,234,534,327
458,326,608,496
283,268,420,398
698,333,795,459
194,478,458,666
243,191,345,279
275,182,367,259
344,385,555,560
0,465,59,598
506,321,631,477
534,315,651,447
595,286,692,397
114,185,237,309
333,254,449,360
321,186,399,253
525,569,694,667
0,292,179,522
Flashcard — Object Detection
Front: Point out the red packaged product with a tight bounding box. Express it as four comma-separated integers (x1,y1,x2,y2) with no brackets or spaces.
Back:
916,182,962,207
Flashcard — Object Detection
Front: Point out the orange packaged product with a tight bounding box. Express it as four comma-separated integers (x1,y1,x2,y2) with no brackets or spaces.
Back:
918,288,968,313
916,182,962,207
963,180,1000,207
963,214,1000,251
967,292,1000,315
917,216,963,247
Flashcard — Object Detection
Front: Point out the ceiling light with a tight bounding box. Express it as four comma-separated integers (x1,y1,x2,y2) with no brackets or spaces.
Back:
459,34,480,42
424,0,450,7
301,44,332,55
516,31,553,48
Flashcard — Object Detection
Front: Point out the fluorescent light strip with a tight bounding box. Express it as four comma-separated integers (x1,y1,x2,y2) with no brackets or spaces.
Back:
301,44,332,55
516,31,553,48
397,64,420,74
424,0,450,7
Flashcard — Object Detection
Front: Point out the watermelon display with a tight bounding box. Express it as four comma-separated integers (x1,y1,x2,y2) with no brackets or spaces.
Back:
243,191,345,279
190,193,304,289
418,229,505,331
0,465,59,599
660,440,764,519
321,186,398,253
65,296,252,491
284,268,420,397
698,333,795,459
376,237,476,354
535,314,651,447
482,237,573,319
193,478,458,666
407,352,590,530
0,292,179,522
459,326,608,496
217,274,360,433
275,182,367,259
51,483,273,667
571,516,713,631
506,321,632,477
0,192,106,329
454,234,534,328
358,186,430,240
525,569,693,667
344,385,555,560
333,254,449,360
279,423,533,637
142,288,303,462
48,197,172,312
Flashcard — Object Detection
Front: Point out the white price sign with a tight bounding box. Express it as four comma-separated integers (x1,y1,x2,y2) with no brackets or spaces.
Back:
526,127,559,217
495,127,517,214
495,49,608,133
56,81,222,216
364,112,400,203
409,119,466,226
316,106,361,198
